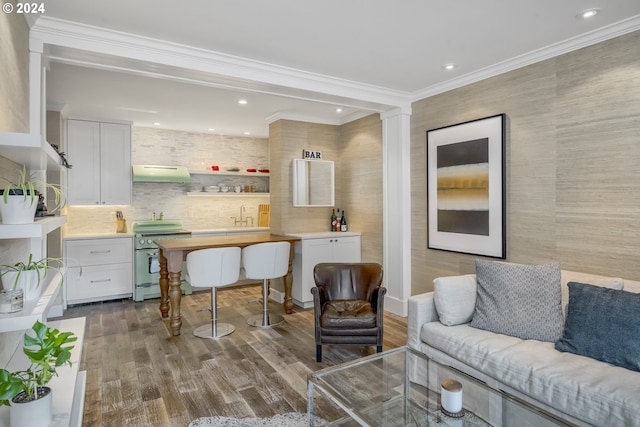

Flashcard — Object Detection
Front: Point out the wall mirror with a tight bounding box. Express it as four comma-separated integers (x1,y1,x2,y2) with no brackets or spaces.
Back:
292,159,335,207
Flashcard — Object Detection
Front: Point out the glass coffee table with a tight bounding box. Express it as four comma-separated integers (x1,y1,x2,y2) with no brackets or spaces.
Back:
308,346,571,426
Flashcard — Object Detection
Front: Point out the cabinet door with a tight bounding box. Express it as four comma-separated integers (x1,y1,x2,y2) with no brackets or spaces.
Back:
66,264,133,304
67,120,101,205
331,235,361,263
100,122,132,205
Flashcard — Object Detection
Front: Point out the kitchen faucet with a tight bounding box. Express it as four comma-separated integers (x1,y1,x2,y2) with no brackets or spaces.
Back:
231,205,254,227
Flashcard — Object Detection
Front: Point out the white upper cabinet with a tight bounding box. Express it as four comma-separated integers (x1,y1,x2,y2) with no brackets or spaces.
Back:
67,119,132,205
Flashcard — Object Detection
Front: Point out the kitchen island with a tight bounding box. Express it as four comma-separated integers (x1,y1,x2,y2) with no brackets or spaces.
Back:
156,232,301,336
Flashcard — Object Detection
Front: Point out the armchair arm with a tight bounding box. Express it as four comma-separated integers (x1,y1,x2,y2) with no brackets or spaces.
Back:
407,291,438,350
311,286,325,342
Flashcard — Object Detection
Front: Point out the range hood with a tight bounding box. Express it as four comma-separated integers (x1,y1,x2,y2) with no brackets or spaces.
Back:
132,165,191,183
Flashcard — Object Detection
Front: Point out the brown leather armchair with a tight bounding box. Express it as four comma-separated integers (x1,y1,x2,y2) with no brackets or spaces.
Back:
311,262,386,362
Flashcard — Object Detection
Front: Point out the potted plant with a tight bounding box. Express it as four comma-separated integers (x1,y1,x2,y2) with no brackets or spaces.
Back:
0,320,77,427
0,166,64,224
0,254,67,303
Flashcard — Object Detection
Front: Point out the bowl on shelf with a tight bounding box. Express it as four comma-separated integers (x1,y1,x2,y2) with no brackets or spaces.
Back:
219,186,229,193
206,185,219,193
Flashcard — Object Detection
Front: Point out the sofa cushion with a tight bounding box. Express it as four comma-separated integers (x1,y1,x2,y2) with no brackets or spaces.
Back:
471,260,563,342
555,282,640,372
422,322,640,427
434,274,477,326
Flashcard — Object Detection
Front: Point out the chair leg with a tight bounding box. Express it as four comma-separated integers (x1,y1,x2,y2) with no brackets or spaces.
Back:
316,345,322,362
194,288,235,339
377,345,382,353
247,279,284,327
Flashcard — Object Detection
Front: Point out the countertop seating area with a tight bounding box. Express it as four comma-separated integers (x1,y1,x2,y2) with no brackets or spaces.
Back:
408,259,640,427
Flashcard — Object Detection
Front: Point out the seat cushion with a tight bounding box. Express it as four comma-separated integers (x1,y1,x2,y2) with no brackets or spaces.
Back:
321,300,376,328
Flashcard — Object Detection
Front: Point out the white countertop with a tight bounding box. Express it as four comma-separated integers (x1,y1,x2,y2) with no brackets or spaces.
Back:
286,231,361,239
64,227,270,240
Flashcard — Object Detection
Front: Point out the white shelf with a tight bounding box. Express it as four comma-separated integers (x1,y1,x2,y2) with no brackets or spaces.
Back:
189,169,270,177
0,268,66,333
0,216,67,239
186,192,269,197
0,316,86,427
0,132,62,170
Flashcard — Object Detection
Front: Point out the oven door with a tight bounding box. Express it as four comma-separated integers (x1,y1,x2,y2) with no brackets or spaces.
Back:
135,248,160,286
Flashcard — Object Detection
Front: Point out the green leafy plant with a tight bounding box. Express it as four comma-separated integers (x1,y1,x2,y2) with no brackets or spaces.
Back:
0,254,66,291
0,320,77,406
0,166,64,213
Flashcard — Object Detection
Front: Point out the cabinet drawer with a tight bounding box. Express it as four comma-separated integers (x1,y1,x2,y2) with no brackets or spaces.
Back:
66,264,132,304
66,238,132,266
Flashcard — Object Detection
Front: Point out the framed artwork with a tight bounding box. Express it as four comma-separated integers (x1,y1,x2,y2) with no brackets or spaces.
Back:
426,114,506,258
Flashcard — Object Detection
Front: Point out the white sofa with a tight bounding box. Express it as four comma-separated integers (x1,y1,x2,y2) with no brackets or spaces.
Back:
408,268,640,427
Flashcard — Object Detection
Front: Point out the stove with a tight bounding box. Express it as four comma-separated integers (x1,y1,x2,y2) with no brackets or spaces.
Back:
131,220,193,301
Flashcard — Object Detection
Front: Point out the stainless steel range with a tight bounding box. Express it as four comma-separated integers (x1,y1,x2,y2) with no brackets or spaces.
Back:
131,220,193,301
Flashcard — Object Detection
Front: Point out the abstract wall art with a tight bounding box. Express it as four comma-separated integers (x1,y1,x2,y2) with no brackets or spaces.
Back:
426,114,506,258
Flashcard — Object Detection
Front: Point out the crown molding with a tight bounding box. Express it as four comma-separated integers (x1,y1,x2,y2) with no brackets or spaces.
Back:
266,110,376,127
31,17,412,113
412,14,640,101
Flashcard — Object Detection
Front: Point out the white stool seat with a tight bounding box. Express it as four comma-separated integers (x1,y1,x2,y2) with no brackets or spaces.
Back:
186,246,241,339
241,241,290,327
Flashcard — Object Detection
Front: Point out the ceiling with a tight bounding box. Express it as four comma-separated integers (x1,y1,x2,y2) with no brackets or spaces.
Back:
39,0,640,137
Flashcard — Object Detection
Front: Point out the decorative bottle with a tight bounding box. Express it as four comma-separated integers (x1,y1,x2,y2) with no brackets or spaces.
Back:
330,209,337,232
340,210,347,232
335,209,341,232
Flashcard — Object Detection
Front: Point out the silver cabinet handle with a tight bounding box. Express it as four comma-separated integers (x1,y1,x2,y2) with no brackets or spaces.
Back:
90,250,111,254
90,279,112,284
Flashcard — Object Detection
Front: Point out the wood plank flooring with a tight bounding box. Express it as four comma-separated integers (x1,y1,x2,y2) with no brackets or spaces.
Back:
60,284,407,427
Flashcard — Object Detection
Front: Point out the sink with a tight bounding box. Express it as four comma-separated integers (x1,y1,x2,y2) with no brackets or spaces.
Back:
131,219,184,233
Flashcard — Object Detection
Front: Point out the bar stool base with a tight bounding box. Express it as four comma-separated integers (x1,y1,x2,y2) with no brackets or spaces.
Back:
247,314,284,327
194,323,235,339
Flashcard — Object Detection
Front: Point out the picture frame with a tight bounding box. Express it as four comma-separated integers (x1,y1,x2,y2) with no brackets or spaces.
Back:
426,114,506,258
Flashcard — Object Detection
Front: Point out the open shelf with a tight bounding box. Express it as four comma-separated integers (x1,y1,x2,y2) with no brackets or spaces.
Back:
189,169,270,177
0,316,86,427
0,132,62,170
186,192,269,197
0,267,66,333
0,216,66,239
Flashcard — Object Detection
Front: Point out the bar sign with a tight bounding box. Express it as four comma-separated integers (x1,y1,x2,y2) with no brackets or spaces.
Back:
303,149,322,160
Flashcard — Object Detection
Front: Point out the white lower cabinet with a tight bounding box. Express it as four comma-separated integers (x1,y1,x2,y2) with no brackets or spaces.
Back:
288,232,361,308
64,237,133,305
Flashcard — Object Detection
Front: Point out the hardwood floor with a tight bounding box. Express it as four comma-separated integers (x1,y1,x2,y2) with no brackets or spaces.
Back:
60,284,408,427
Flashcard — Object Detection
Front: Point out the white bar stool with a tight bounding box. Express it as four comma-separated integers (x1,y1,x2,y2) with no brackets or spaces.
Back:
186,246,241,339
241,241,291,327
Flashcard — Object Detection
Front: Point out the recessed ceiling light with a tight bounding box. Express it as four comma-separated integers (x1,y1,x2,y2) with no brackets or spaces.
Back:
244,131,251,135
238,99,248,105
208,128,215,132
336,108,343,113
153,122,161,126
577,8,599,19
443,63,457,71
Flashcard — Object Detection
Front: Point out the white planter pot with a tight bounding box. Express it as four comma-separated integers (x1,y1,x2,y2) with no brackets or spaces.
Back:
1,270,41,301
0,192,38,224
10,387,52,427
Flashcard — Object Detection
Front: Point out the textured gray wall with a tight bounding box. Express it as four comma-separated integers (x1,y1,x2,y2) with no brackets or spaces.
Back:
411,30,640,295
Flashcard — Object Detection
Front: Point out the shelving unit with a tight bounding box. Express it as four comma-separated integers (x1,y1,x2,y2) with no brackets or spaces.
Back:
0,268,66,333
0,316,86,427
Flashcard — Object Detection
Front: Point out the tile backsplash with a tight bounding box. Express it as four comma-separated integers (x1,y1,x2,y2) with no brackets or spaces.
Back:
64,126,270,234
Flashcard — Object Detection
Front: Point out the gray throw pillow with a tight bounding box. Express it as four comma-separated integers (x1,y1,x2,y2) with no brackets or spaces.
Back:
555,282,640,372
470,260,563,342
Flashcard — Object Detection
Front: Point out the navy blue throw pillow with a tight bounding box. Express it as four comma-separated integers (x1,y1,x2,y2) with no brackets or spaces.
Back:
555,281,640,372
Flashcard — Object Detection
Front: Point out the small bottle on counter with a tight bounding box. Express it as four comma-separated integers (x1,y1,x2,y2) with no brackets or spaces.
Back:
330,209,337,232
340,210,347,232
